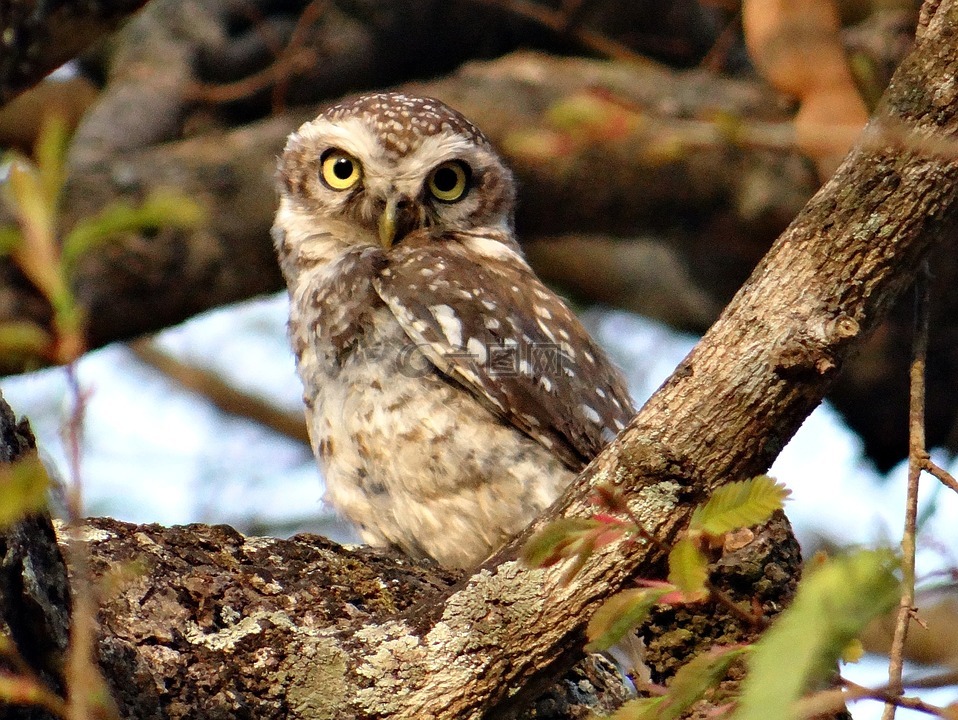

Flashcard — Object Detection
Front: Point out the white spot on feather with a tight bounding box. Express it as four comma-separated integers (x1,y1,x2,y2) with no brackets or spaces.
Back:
466,337,487,364
536,318,557,342
581,405,601,424
430,304,462,348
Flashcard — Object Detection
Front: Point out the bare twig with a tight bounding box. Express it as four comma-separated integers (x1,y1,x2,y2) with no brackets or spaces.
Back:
185,0,329,108
922,458,958,494
882,263,931,720
844,677,948,718
699,10,743,72
129,340,310,445
469,0,659,66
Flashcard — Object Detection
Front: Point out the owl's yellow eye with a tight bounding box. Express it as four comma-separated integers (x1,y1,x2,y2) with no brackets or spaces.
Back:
320,150,362,190
427,161,470,203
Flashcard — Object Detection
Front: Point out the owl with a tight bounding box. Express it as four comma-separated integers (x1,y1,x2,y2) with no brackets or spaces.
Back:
273,92,635,569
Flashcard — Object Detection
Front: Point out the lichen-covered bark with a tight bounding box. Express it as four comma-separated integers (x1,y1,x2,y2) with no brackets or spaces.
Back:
63,518,637,719
53,511,793,720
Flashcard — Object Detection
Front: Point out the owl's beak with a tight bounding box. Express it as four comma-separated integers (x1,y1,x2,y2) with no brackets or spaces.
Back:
378,195,420,250
378,198,398,249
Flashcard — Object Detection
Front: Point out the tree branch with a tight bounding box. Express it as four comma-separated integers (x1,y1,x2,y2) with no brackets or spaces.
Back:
0,0,149,105
5,2,948,717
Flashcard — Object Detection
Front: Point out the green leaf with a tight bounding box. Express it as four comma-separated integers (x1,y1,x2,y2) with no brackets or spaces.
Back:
656,646,749,720
5,157,64,302
0,227,22,256
667,537,708,598
521,517,602,568
604,696,665,720
0,321,52,358
34,114,70,212
62,190,204,273
731,549,899,720
0,455,51,529
6,158,53,243
586,587,669,652
690,475,791,535
0,670,64,711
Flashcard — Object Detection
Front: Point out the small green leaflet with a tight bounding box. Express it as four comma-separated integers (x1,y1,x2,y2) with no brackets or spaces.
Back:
603,696,664,720
585,587,669,652
690,475,790,536
667,537,708,599
654,646,748,720
521,517,603,568
0,322,52,357
597,647,747,720
62,191,204,273
0,455,51,528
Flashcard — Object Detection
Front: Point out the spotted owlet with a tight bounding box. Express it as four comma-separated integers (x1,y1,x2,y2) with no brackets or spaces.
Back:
273,92,635,568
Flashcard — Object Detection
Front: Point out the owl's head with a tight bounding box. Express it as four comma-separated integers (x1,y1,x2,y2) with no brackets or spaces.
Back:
276,93,516,252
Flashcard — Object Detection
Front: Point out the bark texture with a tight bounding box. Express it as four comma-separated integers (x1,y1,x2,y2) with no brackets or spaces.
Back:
0,0,149,104
0,394,70,720
0,0,955,716
74,513,795,720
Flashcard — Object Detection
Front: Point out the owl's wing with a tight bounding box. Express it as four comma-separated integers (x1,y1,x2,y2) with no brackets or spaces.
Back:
372,234,635,471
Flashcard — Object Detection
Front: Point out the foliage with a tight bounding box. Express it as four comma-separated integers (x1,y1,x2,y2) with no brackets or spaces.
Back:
732,549,900,720
0,114,203,365
0,454,50,528
523,479,906,719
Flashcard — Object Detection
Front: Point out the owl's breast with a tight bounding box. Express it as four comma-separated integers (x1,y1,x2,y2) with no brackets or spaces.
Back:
285,245,389,367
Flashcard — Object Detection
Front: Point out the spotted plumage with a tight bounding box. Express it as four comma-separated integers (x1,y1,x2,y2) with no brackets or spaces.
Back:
273,92,635,568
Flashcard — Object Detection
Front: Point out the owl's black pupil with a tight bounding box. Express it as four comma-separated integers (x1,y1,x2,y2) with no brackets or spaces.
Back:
333,158,353,179
433,167,458,192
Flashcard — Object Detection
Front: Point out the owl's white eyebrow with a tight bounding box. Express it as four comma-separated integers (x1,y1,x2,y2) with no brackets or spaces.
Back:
298,117,387,165
407,133,477,165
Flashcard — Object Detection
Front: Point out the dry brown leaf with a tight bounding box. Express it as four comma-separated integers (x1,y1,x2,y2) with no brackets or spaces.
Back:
742,0,869,177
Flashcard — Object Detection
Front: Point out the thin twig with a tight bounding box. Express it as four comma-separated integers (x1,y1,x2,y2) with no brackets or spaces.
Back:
469,0,659,67
698,10,743,73
129,339,309,445
881,263,931,720
185,0,328,108
61,362,97,720
922,457,958,494
843,676,948,718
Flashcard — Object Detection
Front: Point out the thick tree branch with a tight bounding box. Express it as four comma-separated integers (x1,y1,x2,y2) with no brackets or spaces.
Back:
6,3,946,717
0,0,149,105
0,1,954,715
